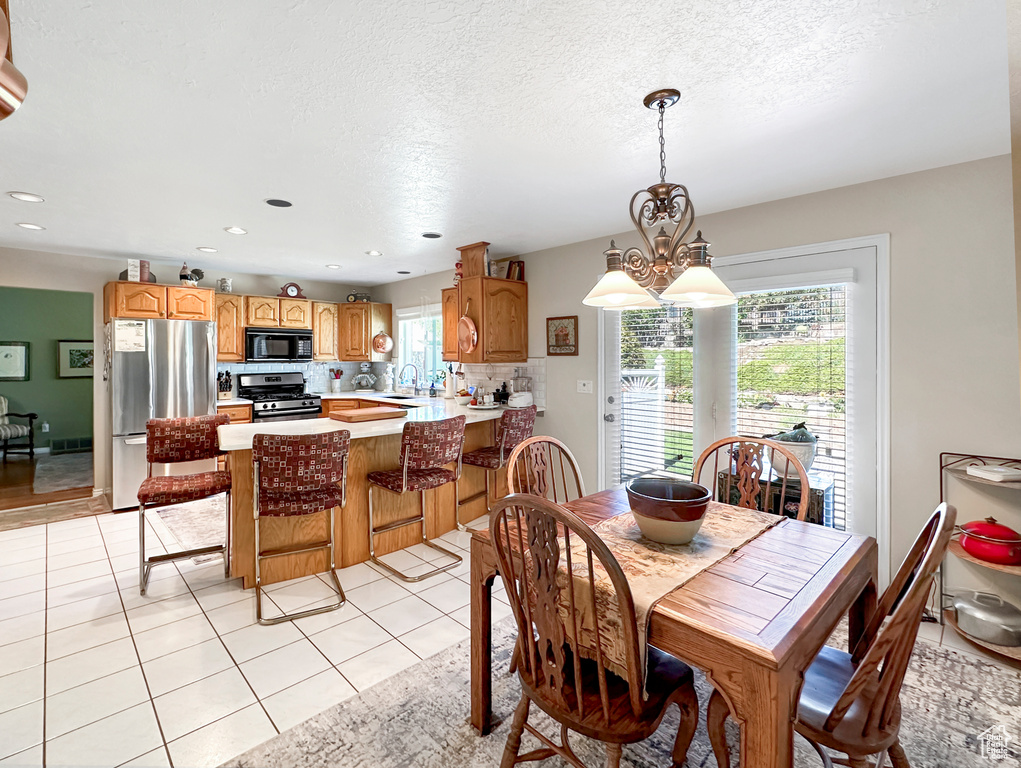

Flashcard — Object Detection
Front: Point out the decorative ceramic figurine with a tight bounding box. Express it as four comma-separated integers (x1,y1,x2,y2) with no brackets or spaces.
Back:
383,363,395,393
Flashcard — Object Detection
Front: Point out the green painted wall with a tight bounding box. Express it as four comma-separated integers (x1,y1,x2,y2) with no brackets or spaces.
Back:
0,287,93,448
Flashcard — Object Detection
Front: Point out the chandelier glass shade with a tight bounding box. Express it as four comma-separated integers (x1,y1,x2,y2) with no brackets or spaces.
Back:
583,89,735,310
0,7,27,120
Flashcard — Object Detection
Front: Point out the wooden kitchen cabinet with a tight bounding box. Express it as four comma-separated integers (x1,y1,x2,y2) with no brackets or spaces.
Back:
312,302,339,360
320,399,359,418
441,287,459,362
279,299,312,329
216,403,252,424
167,286,214,321
214,294,245,362
455,276,528,363
338,302,392,362
104,281,167,321
245,296,281,327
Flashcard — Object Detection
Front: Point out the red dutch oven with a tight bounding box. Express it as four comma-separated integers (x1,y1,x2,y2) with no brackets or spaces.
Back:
959,517,1021,566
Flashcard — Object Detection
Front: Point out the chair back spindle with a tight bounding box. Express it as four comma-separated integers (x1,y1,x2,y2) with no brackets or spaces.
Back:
506,436,586,505
693,437,810,521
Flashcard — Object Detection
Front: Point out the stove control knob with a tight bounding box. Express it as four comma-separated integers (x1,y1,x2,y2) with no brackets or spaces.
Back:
270,403,277,409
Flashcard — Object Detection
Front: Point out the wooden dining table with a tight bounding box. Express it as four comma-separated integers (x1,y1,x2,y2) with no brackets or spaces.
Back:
469,488,878,768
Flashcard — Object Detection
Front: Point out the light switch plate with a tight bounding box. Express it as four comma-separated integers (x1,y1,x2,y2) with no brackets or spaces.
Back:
577,380,593,394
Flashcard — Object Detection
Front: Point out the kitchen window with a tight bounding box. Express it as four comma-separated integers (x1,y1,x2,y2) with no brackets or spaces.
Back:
396,303,443,386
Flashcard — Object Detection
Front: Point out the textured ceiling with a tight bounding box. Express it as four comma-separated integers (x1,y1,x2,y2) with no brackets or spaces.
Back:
0,0,1009,285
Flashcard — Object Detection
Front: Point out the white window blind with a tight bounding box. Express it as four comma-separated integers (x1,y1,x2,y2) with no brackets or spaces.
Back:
396,303,442,385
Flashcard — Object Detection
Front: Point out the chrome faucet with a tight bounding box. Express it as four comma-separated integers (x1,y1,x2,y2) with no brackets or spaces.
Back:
398,363,424,395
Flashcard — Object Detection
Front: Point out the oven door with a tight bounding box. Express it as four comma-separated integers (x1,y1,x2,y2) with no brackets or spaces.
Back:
252,407,323,423
245,329,313,362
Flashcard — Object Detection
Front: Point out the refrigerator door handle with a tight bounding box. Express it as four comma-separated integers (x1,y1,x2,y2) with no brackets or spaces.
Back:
124,437,147,445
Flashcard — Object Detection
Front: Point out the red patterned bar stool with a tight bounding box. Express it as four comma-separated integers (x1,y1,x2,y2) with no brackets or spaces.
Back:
366,415,466,582
252,430,350,625
138,414,232,596
457,405,537,530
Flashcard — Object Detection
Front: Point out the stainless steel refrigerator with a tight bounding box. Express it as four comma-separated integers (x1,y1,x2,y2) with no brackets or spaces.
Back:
110,319,216,509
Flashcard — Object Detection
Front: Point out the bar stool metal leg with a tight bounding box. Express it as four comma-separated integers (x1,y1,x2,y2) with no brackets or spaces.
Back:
368,484,463,582
138,503,149,596
456,467,493,531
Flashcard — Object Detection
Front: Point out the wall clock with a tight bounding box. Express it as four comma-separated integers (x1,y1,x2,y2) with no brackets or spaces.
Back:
278,282,306,298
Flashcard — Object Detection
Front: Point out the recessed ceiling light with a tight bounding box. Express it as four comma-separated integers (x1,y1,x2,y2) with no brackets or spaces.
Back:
196,246,218,253
397,270,411,275
224,226,247,235
365,250,383,257
8,191,44,203
265,199,292,208
421,232,442,239
15,222,44,230
326,264,341,269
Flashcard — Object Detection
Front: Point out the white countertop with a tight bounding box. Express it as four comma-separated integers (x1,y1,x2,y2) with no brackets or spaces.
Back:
216,398,253,406
217,400,542,451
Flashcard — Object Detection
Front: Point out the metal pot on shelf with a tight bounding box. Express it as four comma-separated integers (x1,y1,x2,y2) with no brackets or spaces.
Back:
952,591,1021,646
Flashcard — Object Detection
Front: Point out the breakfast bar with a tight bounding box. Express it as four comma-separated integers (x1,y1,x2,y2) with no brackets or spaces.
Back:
218,400,531,588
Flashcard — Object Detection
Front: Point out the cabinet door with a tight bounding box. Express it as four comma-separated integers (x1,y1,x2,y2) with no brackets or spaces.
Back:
483,278,528,362
216,404,252,423
441,287,459,362
323,399,358,418
368,303,393,362
168,286,214,321
106,282,166,320
457,278,484,364
280,299,312,329
339,303,369,361
312,302,338,360
246,296,280,327
214,294,245,362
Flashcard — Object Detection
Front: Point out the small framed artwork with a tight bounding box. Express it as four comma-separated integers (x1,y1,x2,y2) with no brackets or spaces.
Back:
546,316,578,356
0,342,29,381
58,340,94,378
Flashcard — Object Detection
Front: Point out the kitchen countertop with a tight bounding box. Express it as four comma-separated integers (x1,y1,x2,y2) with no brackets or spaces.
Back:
216,397,254,406
217,400,543,451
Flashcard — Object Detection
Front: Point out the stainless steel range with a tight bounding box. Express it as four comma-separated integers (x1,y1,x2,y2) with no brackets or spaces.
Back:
237,372,322,421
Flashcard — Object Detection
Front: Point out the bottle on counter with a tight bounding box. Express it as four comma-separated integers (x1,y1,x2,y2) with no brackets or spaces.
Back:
429,381,437,398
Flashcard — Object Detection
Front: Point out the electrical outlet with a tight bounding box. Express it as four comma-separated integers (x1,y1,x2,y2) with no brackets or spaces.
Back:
41,422,50,432
577,380,593,394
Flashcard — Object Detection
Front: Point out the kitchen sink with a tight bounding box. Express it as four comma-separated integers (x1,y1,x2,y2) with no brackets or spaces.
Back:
379,394,418,400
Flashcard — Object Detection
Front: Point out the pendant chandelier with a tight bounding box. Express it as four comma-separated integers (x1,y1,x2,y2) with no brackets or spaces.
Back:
583,89,735,310
0,1,28,121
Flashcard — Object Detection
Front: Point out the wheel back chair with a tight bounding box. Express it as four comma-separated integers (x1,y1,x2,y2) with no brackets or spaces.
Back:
505,435,586,505
0,395,36,463
252,430,350,625
706,502,957,768
137,414,231,595
490,493,700,768
693,436,811,521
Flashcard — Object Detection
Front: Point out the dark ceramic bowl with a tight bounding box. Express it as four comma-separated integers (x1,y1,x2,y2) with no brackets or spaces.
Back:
625,478,711,523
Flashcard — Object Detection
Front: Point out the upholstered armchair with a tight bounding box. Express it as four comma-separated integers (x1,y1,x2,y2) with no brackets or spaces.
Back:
0,395,37,463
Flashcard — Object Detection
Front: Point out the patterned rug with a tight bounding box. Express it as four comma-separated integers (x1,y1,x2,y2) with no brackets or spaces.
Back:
156,494,227,563
32,451,93,493
226,619,1020,768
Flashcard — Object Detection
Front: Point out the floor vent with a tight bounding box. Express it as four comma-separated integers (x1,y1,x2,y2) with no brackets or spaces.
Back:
50,437,93,455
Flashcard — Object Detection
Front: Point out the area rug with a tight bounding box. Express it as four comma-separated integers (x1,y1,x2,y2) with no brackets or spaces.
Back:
156,494,227,563
32,451,93,494
226,619,1020,768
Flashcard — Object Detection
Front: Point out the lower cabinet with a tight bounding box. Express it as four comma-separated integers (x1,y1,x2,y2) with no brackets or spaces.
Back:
321,399,359,418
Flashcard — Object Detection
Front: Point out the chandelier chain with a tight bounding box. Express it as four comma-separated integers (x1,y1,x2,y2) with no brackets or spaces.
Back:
658,101,666,184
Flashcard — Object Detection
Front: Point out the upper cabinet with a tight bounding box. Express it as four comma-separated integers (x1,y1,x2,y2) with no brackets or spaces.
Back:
441,241,528,364
280,299,311,329
104,282,213,322
312,301,338,360
458,277,528,363
245,296,281,327
215,294,245,362
441,287,459,362
339,302,392,362
167,286,214,321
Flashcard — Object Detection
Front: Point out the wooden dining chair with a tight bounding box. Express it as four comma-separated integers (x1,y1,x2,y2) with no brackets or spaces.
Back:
693,436,811,521
706,502,957,768
505,435,586,505
490,494,699,768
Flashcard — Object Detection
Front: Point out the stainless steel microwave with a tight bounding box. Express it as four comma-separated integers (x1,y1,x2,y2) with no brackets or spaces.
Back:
245,328,314,362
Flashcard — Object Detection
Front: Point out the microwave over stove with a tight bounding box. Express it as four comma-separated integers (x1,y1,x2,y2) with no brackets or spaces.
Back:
245,328,314,362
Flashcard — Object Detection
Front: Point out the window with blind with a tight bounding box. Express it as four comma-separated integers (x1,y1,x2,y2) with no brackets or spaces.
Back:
732,285,848,530
396,305,443,386
616,305,695,481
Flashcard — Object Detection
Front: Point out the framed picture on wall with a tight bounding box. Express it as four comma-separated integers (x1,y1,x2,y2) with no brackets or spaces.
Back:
546,316,578,356
58,340,94,378
0,342,29,381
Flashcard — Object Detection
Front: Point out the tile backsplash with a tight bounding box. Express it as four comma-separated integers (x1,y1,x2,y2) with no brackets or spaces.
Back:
460,358,546,407
216,361,395,394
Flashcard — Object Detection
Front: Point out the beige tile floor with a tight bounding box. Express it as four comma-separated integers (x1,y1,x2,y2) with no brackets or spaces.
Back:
0,501,505,767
